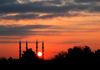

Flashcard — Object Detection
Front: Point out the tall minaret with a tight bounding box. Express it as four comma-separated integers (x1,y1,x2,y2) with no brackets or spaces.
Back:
26,41,28,51
36,40,38,55
42,41,44,60
19,40,21,58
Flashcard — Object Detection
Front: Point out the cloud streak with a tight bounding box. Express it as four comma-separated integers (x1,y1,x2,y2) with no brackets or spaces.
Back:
0,12,88,20
0,36,21,39
0,25,55,36
0,24,100,37
0,41,39,43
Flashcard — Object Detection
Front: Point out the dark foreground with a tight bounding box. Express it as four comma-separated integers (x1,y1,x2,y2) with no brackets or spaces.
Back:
0,46,100,66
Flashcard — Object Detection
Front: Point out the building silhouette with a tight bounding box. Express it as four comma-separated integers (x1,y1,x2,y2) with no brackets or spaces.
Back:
36,40,38,56
19,40,21,58
19,40,44,60
26,41,28,51
42,41,44,60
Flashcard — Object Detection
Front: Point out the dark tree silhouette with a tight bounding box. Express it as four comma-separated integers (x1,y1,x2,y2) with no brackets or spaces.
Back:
0,58,8,64
53,46,96,64
55,51,67,60
95,49,100,55
8,57,13,64
83,46,91,54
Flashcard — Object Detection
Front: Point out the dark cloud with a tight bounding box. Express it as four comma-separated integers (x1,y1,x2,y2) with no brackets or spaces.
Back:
0,3,74,14
90,6,100,12
45,0,62,5
0,41,37,43
0,25,61,36
39,12,89,19
0,36,20,39
0,0,100,20
74,0,100,3
1,13,39,20
0,0,91,14
0,0,18,5
52,41,81,44
61,41,81,44
0,12,88,20
0,41,18,43
0,24,100,38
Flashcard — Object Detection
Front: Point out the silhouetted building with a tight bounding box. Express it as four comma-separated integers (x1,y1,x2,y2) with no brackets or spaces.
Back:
19,40,45,60
36,40,38,55
26,41,28,51
42,41,44,60
19,40,21,58
22,48,39,63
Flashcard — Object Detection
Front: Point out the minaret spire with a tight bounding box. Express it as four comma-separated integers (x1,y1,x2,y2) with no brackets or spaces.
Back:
26,41,28,51
19,40,21,58
36,40,38,55
42,41,44,60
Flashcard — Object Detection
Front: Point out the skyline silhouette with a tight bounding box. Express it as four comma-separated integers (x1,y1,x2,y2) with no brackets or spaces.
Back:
18,40,44,60
0,40,100,60
0,45,100,65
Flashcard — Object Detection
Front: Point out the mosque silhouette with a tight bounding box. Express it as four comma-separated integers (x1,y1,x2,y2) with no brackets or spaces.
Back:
19,40,44,60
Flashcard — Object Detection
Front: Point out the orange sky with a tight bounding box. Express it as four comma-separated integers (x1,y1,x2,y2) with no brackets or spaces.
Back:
0,0,100,60
0,16,100,60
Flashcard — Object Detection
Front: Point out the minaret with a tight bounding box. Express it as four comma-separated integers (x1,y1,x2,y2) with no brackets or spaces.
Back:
26,41,28,51
42,41,44,60
36,40,38,55
19,40,21,58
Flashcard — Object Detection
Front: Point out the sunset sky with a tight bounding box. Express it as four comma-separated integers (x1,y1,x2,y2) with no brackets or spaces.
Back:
0,0,100,60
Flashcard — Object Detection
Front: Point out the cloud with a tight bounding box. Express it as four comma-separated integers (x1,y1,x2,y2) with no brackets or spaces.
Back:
39,12,85,19
0,25,62,36
0,0,96,14
0,24,100,39
46,0,62,5
0,3,73,14
0,36,20,39
0,0,18,5
1,13,39,20
74,0,100,3
0,41,18,43
51,41,81,45
0,40,37,43
61,41,81,44
0,0,100,20
90,6,100,12
0,12,88,20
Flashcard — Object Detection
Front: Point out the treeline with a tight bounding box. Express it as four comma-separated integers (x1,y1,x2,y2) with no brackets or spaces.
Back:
51,46,100,64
